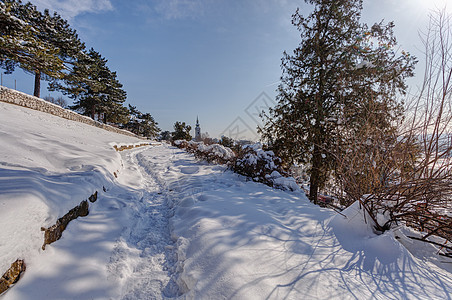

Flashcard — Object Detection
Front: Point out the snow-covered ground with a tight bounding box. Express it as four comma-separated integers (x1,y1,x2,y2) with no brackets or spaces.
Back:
1,101,451,299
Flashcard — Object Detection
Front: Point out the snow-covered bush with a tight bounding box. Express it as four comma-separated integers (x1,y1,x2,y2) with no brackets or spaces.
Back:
195,142,235,164
173,140,188,147
173,140,235,164
232,143,300,192
173,141,300,192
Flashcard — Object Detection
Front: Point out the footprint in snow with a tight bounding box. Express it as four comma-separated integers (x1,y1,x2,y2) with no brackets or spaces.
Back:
179,166,199,174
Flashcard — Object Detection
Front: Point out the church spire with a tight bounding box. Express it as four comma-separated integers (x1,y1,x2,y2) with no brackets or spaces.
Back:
195,116,201,141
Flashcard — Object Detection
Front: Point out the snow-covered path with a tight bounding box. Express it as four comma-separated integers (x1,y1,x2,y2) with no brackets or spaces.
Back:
3,145,182,299
134,146,452,300
106,147,180,299
4,143,452,299
1,100,451,299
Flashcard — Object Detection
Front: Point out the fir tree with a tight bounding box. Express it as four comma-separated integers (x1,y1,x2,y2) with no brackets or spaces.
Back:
261,0,416,203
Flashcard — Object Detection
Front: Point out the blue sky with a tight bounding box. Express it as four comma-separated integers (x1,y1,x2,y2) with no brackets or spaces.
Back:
2,0,450,139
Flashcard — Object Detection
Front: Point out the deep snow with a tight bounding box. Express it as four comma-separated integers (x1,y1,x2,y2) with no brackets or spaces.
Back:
1,101,451,299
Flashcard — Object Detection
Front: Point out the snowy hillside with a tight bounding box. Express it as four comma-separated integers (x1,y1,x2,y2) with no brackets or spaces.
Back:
1,101,451,299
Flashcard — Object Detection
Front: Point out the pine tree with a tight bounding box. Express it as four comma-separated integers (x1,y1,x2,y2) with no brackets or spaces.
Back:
52,48,127,123
125,104,141,133
0,1,84,97
1,1,65,97
160,131,171,141
139,113,160,138
36,8,85,97
0,0,24,73
261,0,416,203
172,122,192,141
125,105,160,138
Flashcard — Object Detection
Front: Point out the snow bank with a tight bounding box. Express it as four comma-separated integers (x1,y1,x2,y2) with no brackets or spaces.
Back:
329,201,406,265
266,170,300,191
196,142,235,161
0,86,139,138
174,141,300,192
0,102,142,287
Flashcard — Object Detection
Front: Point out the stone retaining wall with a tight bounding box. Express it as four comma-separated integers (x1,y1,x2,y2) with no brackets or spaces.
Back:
0,86,143,139
41,191,98,250
0,259,25,295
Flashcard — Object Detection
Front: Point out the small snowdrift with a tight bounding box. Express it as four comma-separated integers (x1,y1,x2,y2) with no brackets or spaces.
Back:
331,201,452,276
329,201,406,267
329,202,452,299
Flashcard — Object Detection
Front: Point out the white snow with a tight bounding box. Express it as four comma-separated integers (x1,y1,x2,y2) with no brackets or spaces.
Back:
0,101,451,299
195,142,235,161
174,140,236,162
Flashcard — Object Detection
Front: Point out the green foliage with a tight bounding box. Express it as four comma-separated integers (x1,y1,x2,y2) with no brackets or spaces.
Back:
125,104,160,138
261,0,416,203
172,121,192,141
0,1,140,128
51,48,127,123
160,131,171,141
0,1,84,97
219,136,235,148
0,0,25,73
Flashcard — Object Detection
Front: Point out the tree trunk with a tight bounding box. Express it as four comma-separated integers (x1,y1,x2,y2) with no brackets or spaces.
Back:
34,70,41,98
309,144,321,204
90,105,96,120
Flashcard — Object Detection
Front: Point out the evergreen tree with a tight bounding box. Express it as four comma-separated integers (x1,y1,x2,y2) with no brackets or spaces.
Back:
125,105,160,138
139,112,160,138
219,136,234,148
160,131,171,141
172,121,192,141
126,104,141,131
0,0,25,73
104,102,129,125
0,1,64,97
51,48,127,123
34,8,85,97
0,1,84,97
261,0,416,203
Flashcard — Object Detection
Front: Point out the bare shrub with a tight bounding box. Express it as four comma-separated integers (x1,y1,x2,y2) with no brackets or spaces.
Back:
43,95,67,108
334,9,452,245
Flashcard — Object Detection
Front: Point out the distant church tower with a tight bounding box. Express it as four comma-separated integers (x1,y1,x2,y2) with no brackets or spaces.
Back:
195,116,201,141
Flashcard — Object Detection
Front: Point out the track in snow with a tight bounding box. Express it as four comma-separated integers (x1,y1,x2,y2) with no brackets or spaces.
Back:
107,147,181,299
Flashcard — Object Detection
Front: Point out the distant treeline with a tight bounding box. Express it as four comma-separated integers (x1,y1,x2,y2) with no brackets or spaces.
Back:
0,0,159,138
